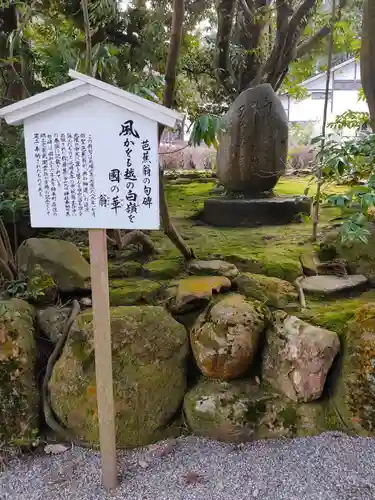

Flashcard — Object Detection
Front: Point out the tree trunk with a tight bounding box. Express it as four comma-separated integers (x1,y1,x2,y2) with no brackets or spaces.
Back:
312,0,336,242
159,0,195,260
361,0,375,131
120,0,194,260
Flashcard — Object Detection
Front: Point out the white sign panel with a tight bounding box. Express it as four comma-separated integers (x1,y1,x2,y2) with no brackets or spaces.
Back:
23,96,159,229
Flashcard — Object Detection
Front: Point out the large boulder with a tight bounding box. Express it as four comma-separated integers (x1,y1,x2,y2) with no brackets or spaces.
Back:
0,299,39,445
217,83,288,194
263,312,340,402
233,273,298,309
184,379,341,442
190,294,266,380
334,303,375,433
49,306,188,448
17,238,90,293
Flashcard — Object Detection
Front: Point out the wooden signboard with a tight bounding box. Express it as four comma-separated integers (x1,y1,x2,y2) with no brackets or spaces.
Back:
0,70,183,490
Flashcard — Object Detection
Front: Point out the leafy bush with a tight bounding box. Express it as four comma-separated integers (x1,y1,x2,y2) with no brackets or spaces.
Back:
329,110,370,132
315,133,375,243
0,129,29,225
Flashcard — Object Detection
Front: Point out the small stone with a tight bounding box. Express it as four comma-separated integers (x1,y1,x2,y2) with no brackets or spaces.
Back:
187,260,239,280
44,443,69,454
300,275,367,295
138,459,150,469
79,297,92,307
263,312,340,402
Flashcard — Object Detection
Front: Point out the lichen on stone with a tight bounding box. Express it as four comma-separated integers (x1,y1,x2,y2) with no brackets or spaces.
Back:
49,305,189,448
0,299,39,446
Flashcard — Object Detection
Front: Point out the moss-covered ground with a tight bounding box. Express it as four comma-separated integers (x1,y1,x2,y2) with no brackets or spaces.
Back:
50,176,373,333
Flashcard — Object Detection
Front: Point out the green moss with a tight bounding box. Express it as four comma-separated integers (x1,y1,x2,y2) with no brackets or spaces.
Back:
234,273,298,308
109,278,162,306
108,260,142,278
50,305,189,448
143,259,183,279
244,400,267,424
278,406,298,430
300,291,375,338
27,264,57,304
0,299,39,446
184,378,342,442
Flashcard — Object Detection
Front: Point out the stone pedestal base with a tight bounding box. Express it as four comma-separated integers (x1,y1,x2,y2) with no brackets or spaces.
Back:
202,197,310,227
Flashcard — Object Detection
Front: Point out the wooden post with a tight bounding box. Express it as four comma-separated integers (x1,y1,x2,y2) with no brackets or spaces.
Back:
88,228,118,490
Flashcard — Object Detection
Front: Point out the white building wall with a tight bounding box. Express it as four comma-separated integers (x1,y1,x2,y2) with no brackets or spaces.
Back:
334,62,357,80
281,60,368,127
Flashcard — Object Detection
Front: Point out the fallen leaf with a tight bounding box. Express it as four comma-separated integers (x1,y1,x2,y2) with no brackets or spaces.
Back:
44,444,69,455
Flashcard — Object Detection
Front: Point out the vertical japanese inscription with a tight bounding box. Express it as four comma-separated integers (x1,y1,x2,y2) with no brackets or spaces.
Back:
31,132,96,219
40,133,51,216
33,133,43,199
142,139,152,209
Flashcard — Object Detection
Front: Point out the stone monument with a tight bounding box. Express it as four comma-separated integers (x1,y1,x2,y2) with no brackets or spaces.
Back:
203,83,310,227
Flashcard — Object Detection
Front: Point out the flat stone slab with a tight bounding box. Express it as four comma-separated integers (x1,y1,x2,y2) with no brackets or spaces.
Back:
301,275,368,295
203,197,310,227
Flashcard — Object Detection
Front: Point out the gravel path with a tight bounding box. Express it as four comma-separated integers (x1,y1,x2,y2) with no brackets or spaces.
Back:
1,432,375,500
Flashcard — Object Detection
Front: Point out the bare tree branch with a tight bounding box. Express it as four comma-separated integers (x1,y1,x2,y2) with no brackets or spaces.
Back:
265,0,348,89
261,0,293,83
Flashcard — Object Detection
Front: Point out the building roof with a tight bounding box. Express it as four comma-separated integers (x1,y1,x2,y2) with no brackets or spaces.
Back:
0,69,183,127
281,57,357,96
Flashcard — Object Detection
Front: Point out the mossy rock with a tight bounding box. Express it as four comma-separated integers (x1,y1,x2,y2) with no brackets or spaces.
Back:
37,306,71,344
49,306,189,448
108,260,142,279
190,294,267,380
212,254,301,283
233,273,298,309
187,260,239,280
27,264,57,305
109,278,163,306
0,299,39,446
184,379,343,442
17,238,91,292
333,303,375,434
320,224,375,282
168,276,232,314
143,259,182,279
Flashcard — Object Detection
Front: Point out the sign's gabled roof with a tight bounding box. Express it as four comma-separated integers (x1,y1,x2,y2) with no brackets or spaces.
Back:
0,70,184,127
